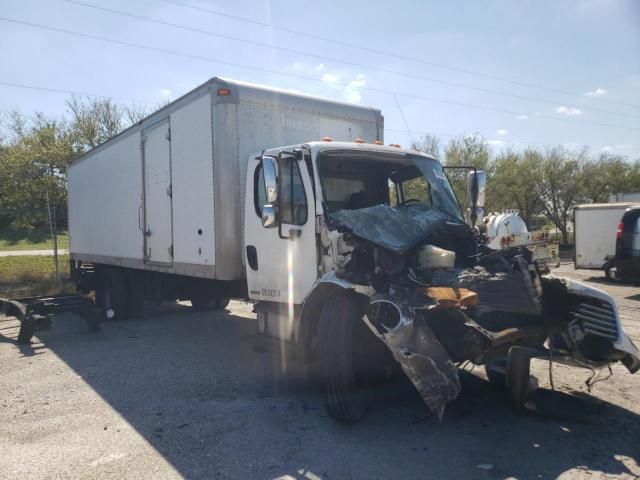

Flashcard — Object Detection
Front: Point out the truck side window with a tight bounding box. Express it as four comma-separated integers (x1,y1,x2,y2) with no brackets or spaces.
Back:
279,160,308,225
254,164,267,217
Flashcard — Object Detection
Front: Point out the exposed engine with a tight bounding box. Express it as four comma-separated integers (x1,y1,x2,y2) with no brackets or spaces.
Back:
319,203,640,418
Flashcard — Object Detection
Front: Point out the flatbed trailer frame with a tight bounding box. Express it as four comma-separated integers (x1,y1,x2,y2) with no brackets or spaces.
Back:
0,294,101,344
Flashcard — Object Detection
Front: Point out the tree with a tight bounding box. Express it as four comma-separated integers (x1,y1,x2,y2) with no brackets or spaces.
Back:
537,147,585,244
489,149,544,228
412,134,441,159
443,134,492,211
66,96,125,152
0,111,74,228
581,153,632,203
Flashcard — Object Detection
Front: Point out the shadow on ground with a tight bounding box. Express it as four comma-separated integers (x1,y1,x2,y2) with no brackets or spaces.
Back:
3,303,639,479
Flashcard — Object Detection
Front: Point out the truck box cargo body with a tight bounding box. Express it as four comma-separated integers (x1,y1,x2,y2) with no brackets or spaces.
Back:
68,77,383,281
574,202,636,269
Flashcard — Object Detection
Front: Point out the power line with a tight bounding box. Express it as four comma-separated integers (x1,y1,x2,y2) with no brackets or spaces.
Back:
0,80,158,104
386,128,637,152
159,0,640,110
59,0,640,120
3,16,639,132
1,80,637,154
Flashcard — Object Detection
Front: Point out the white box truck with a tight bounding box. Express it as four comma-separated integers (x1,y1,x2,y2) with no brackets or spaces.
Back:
68,77,638,422
574,202,636,269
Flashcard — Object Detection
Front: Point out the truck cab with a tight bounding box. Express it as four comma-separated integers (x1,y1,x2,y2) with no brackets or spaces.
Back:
244,140,473,337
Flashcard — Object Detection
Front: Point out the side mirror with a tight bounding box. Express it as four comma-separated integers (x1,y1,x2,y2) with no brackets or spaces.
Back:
262,156,278,204
261,205,277,229
467,170,486,209
260,156,278,228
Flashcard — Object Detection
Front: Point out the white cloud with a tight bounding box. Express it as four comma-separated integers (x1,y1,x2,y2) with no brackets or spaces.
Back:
485,139,505,146
614,144,631,150
584,88,607,97
321,73,340,83
159,88,172,97
283,62,366,104
344,74,366,103
601,146,614,153
496,129,508,136
515,114,528,120
556,106,583,116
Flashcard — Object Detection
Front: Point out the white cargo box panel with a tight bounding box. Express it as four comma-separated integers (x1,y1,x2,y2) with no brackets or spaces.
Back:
574,202,634,269
68,77,383,280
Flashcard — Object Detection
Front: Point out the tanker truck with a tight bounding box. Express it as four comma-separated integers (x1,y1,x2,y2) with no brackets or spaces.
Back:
482,210,559,272
67,77,639,422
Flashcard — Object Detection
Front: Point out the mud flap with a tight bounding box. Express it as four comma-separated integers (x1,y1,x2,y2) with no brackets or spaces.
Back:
363,297,460,421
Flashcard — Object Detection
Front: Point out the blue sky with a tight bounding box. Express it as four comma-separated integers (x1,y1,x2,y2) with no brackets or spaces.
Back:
1,0,639,157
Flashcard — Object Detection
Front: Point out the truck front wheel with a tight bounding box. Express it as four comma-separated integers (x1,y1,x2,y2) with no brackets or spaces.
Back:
319,294,372,423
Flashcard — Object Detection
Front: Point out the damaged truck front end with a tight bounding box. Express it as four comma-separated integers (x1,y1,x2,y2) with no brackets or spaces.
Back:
305,145,639,422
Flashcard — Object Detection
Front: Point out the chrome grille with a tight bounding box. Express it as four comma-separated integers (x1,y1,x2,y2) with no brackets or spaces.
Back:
571,300,618,341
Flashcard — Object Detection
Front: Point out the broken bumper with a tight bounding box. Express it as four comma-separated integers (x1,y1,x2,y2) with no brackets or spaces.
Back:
546,276,640,373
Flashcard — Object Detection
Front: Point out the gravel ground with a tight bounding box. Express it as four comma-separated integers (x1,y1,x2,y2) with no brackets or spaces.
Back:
0,263,638,480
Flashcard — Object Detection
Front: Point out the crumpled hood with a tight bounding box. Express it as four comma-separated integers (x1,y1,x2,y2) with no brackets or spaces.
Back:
328,203,473,255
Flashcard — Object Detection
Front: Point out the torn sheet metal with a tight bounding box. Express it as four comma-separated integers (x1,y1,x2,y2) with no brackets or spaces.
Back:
329,203,469,255
429,264,541,317
363,296,461,420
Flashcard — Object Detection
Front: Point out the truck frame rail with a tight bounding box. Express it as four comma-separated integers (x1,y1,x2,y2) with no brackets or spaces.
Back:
0,294,101,344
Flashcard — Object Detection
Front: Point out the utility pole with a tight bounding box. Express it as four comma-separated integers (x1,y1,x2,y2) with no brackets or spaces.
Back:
45,189,60,284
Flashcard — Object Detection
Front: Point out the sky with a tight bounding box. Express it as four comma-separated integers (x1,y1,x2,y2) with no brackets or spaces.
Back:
1,0,639,157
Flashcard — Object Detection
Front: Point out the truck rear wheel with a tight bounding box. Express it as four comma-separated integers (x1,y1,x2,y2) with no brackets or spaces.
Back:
97,269,128,321
319,294,371,423
190,295,229,311
215,298,230,310
126,270,145,318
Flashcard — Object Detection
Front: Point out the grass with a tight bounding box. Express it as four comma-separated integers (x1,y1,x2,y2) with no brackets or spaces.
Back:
0,254,73,299
0,226,69,251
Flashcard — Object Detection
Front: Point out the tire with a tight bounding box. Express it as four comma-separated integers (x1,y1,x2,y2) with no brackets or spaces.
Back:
214,298,230,310
485,358,507,388
97,268,129,321
603,258,615,281
190,295,210,311
126,271,145,318
191,295,229,311
319,294,370,423
17,318,35,345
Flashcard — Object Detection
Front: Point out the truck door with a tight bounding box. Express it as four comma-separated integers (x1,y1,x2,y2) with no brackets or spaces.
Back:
244,151,318,306
142,119,173,265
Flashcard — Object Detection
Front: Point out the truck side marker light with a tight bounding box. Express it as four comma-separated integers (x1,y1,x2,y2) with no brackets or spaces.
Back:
217,88,231,96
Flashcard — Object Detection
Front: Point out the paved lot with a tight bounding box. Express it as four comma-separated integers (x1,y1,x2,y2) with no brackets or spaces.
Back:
1,264,639,479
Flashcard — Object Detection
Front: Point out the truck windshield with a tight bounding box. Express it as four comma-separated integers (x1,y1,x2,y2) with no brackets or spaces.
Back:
317,150,463,222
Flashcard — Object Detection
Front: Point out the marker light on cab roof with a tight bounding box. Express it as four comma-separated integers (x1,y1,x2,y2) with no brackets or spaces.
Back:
322,136,332,142
354,138,364,143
